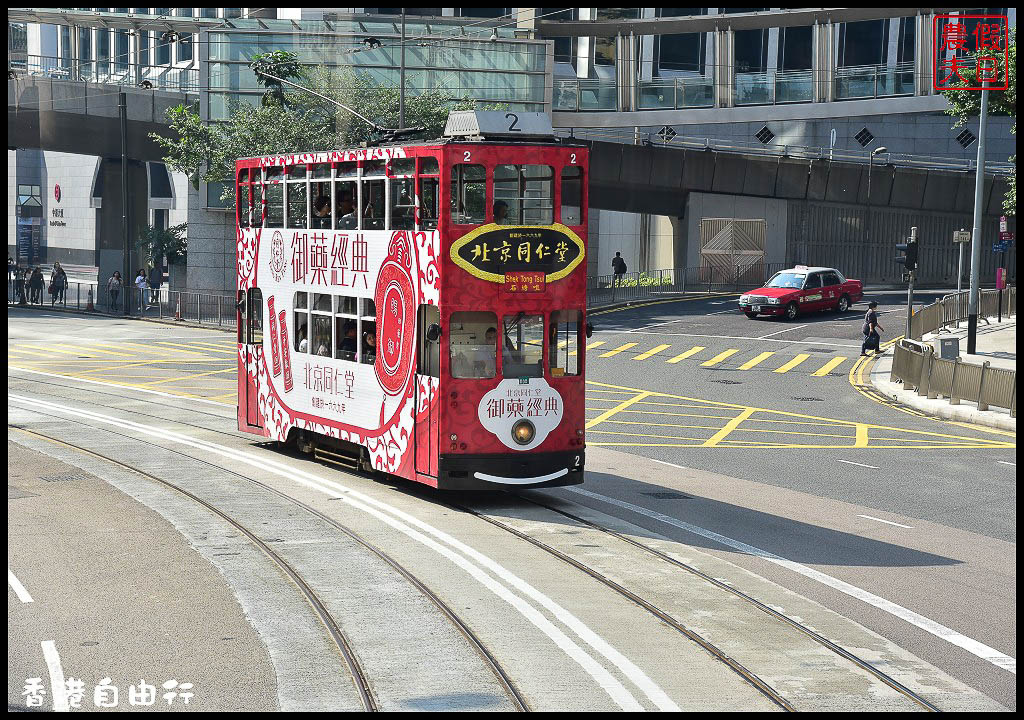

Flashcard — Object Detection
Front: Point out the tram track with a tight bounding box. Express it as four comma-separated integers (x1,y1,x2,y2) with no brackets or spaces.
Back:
8,414,530,712
478,493,942,712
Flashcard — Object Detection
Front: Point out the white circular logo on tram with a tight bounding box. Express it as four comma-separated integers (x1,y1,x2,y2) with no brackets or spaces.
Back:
478,378,563,451
269,230,286,282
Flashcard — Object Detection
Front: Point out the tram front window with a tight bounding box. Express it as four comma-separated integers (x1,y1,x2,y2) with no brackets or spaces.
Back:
502,314,544,378
449,311,497,378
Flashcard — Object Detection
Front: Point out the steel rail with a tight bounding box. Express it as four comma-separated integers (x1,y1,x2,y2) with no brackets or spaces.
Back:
519,495,942,712
8,416,528,712
448,501,796,712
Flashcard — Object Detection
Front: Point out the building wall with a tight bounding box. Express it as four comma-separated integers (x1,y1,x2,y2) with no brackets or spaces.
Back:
185,185,237,295
684,192,789,269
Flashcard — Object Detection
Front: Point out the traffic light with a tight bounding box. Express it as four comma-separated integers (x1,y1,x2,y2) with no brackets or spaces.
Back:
895,238,918,271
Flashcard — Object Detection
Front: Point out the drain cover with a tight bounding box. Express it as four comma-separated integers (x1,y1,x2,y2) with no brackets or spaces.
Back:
642,491,691,500
40,472,87,483
792,396,824,402
710,379,742,385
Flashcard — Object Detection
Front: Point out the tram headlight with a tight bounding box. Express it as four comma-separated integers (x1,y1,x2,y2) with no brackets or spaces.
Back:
512,419,536,446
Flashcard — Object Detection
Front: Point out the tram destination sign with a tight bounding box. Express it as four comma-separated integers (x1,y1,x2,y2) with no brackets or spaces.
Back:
451,224,585,285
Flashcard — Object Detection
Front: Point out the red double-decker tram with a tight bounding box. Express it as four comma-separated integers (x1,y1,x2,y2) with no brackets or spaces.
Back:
236,111,589,489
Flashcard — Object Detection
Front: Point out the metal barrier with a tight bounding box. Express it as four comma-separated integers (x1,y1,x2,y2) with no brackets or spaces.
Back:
891,339,1016,417
586,263,787,307
908,287,1016,340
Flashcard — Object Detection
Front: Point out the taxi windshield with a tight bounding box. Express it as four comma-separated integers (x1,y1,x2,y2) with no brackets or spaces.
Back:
766,272,806,289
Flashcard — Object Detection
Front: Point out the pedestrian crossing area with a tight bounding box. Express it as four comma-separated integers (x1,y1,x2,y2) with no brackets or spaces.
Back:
582,340,857,377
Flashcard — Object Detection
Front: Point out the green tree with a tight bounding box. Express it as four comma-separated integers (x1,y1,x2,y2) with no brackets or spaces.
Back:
249,49,306,108
151,53,487,203
137,222,188,265
940,28,1016,215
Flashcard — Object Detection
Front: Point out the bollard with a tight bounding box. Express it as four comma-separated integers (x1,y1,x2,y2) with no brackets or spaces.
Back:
175,294,183,321
977,361,990,411
86,287,95,312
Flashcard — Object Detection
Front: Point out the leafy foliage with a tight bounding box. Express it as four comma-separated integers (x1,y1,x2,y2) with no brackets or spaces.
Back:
137,222,188,265
940,29,1016,214
151,51,491,203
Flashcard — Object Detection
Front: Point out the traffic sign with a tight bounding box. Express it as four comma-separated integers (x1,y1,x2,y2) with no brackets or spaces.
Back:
992,242,1010,253
998,231,1014,242
1000,216,1008,233
953,230,971,243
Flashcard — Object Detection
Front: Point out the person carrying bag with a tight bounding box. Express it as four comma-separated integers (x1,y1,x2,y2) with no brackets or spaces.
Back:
860,301,884,356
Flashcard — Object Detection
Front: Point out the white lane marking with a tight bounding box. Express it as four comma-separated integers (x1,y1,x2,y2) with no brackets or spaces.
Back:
8,569,34,603
997,461,1015,466
857,515,915,529
707,310,735,315
836,459,881,470
618,330,859,348
41,641,69,711
759,324,809,339
566,485,1017,675
9,395,677,711
9,366,231,407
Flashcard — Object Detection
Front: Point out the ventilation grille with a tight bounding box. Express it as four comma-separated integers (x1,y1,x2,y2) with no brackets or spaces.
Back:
854,127,875,147
956,128,977,148
755,125,774,144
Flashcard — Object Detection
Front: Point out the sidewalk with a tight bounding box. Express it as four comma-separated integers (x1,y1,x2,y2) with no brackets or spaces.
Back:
870,315,1016,431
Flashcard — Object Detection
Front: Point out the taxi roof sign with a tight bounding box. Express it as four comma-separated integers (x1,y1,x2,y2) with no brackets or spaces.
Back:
444,110,554,140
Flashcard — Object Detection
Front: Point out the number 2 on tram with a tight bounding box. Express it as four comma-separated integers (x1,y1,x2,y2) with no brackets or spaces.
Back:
236,130,589,489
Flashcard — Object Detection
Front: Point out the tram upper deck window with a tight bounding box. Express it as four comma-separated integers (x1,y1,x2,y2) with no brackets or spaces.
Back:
237,169,251,228
311,163,332,229
450,311,497,378
494,165,554,225
333,162,358,230
388,158,416,176
450,164,486,225
286,164,308,229
549,310,581,377
264,167,284,228
362,177,385,230
561,166,583,226
502,314,544,378
390,177,415,230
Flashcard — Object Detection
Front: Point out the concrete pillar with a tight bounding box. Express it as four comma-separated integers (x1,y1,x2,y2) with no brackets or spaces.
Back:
576,8,595,79
639,8,655,82
915,13,935,95
516,7,536,34
96,158,149,300
714,28,734,108
616,32,637,111
812,22,834,103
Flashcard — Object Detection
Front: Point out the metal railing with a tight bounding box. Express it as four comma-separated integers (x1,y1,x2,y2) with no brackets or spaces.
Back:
9,53,201,92
834,62,915,100
586,263,787,307
908,287,1016,340
891,339,1016,417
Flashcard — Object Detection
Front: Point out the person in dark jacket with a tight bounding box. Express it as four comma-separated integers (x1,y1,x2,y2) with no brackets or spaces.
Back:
50,262,68,306
148,265,163,307
861,301,884,356
30,267,45,304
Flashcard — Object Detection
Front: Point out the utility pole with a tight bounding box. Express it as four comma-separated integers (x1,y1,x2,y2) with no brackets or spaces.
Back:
120,91,130,315
967,89,989,354
399,9,406,130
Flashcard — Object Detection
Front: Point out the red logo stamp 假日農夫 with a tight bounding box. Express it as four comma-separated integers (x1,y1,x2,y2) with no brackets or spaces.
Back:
933,14,1009,91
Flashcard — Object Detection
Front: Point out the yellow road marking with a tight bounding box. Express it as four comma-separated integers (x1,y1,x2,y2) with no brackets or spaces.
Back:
633,344,671,361
701,349,739,367
172,342,237,355
813,356,848,377
702,407,756,446
35,346,103,359
8,348,54,360
189,341,239,352
208,391,239,402
738,351,775,370
151,341,220,356
586,341,606,350
774,354,810,373
599,342,638,358
666,347,704,364
585,391,652,430
598,419,856,440
143,367,236,386
62,344,134,358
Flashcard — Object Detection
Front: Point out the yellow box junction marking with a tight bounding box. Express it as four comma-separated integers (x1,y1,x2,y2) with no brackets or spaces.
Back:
633,344,671,361
702,407,757,446
599,342,638,358
667,347,704,363
774,354,810,373
585,391,653,430
738,351,775,370
701,349,739,367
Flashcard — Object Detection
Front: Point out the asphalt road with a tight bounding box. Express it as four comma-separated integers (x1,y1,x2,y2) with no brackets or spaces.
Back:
584,291,1016,542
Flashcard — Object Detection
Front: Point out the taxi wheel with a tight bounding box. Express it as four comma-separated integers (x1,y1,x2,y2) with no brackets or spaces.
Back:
836,295,850,313
784,302,799,321
744,312,758,319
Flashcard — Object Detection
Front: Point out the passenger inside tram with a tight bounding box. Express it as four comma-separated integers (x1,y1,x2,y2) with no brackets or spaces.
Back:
338,320,357,360
311,194,331,228
337,192,357,229
362,325,376,364
493,200,510,225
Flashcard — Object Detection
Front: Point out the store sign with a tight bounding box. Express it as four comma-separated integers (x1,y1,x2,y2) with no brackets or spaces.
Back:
933,14,1009,90
450,224,584,284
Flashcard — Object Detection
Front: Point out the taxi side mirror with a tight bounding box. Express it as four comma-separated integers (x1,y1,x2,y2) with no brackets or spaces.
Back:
426,323,442,343
585,322,594,339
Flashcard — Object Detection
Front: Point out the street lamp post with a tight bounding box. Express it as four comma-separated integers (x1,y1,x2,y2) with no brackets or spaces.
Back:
967,89,989,354
866,146,887,256
399,9,406,130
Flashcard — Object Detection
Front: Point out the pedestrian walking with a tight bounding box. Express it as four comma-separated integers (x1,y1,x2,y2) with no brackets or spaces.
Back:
50,262,68,306
107,271,123,312
7,256,15,301
15,267,28,306
30,267,44,304
135,268,148,311
148,264,163,307
611,251,627,300
860,301,884,356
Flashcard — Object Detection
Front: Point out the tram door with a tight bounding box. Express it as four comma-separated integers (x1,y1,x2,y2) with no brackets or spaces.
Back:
245,288,264,428
415,305,440,476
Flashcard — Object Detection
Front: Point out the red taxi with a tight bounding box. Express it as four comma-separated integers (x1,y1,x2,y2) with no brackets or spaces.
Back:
738,266,863,320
